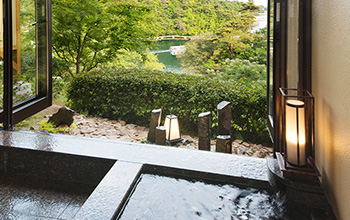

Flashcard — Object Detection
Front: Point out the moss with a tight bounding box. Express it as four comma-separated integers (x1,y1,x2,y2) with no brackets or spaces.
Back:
39,120,76,134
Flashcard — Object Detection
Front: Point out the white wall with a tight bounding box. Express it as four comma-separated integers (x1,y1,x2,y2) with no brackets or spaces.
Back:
312,1,350,219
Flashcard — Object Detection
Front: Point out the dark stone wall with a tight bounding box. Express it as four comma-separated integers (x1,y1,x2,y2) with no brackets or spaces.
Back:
0,146,115,185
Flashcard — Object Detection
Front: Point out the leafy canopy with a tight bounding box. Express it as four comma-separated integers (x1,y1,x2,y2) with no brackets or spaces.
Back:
52,0,157,77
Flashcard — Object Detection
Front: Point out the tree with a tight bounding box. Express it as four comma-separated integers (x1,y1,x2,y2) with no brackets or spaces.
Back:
52,0,157,77
106,49,165,71
179,23,267,74
179,32,218,74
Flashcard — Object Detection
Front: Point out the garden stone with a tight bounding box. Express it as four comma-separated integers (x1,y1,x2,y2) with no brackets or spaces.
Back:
58,125,69,130
232,146,238,154
118,120,126,126
117,131,126,136
181,138,190,145
234,139,243,144
155,126,166,146
216,135,232,153
48,107,74,127
147,109,162,142
243,142,250,147
182,135,196,143
80,128,94,134
198,112,211,151
256,149,267,158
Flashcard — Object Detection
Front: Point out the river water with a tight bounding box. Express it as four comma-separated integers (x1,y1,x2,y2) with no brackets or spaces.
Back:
151,15,267,73
150,40,187,74
252,14,268,32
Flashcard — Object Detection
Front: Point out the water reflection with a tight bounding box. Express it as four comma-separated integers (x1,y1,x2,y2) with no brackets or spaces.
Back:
150,40,187,74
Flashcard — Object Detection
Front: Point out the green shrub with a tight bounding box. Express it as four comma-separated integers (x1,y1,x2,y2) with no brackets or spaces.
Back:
67,68,269,143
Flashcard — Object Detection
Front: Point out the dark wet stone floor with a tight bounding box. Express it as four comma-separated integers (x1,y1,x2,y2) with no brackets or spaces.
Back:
0,174,93,219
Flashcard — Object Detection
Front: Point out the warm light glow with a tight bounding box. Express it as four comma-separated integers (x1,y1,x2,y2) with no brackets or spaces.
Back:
0,0,19,47
164,115,181,141
286,100,306,166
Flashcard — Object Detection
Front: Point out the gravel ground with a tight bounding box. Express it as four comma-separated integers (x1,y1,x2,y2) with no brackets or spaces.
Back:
21,105,273,158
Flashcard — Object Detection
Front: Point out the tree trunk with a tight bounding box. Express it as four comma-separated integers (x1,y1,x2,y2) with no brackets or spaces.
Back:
230,43,235,57
76,59,80,76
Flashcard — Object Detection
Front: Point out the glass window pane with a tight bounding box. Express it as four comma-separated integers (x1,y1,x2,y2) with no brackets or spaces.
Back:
36,0,49,97
13,0,37,104
286,0,299,89
268,0,274,117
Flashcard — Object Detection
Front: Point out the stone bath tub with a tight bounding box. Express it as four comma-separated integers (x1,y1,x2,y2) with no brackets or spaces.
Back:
0,130,335,219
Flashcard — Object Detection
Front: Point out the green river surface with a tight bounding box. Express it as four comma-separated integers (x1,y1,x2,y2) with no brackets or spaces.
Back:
150,40,187,74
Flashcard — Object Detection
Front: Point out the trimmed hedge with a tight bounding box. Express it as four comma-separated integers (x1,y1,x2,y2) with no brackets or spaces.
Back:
67,68,269,143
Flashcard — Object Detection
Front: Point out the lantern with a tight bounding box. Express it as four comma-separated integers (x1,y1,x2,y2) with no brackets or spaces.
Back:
277,88,318,178
164,115,182,144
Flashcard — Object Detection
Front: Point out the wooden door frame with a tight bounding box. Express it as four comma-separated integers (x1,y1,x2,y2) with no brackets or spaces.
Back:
268,0,312,155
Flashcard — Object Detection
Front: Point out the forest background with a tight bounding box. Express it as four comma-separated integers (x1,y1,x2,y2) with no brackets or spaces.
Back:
51,0,267,78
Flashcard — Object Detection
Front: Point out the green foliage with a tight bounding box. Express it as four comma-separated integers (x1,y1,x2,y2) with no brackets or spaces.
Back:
14,115,76,134
179,33,218,74
52,0,157,77
107,49,165,71
39,120,76,134
67,68,269,143
135,0,241,36
236,27,268,64
142,51,166,71
180,27,268,74
52,76,69,103
109,49,144,70
19,0,36,78
14,114,44,129
52,56,72,77
207,58,266,81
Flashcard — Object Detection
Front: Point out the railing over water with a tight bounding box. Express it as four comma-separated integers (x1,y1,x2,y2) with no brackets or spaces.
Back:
149,36,197,41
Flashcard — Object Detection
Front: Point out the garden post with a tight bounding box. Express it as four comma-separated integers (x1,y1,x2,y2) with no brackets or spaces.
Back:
198,112,211,151
155,126,166,146
217,101,233,146
216,135,232,153
147,109,162,142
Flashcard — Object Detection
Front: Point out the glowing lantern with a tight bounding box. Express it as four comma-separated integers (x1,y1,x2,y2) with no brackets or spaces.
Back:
278,88,317,177
285,99,306,166
164,115,182,144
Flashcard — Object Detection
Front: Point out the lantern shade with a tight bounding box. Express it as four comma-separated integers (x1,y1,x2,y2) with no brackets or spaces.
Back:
164,115,182,143
278,88,317,175
285,100,306,166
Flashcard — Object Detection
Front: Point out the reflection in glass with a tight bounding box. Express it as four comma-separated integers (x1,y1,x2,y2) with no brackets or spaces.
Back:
268,0,274,117
0,1,20,110
286,0,299,89
13,0,37,104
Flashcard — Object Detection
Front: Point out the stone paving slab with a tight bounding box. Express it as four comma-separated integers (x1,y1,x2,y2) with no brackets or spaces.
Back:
73,161,143,220
0,130,268,183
